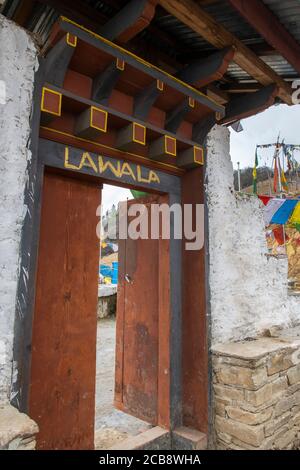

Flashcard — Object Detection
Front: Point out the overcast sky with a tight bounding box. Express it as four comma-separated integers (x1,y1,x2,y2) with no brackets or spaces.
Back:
102,103,300,211
230,103,300,170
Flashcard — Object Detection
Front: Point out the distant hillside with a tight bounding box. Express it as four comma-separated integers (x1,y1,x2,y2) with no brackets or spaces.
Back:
234,167,300,196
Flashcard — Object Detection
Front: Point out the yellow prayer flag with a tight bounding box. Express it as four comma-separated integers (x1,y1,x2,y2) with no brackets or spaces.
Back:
290,202,300,225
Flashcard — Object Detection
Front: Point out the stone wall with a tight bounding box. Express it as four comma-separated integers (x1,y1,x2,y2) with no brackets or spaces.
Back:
0,404,38,450
0,14,38,405
206,125,299,344
212,327,300,450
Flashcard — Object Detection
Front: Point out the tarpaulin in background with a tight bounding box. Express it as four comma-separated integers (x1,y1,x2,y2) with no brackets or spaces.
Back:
289,202,300,225
270,200,299,225
258,195,272,206
264,199,285,225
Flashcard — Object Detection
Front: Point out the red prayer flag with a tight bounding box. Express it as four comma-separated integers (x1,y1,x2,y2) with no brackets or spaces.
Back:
258,195,272,206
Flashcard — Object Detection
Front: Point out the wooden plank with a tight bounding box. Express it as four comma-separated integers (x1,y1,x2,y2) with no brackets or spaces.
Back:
176,47,234,88
39,139,181,196
158,195,171,428
221,84,278,126
158,0,292,104
192,113,217,144
29,172,100,449
115,196,160,424
44,34,77,88
134,48,232,121
92,62,123,105
57,16,225,114
181,167,208,433
100,0,157,43
229,0,300,76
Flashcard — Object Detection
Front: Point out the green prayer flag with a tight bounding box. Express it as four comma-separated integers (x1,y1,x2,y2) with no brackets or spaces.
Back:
253,148,259,194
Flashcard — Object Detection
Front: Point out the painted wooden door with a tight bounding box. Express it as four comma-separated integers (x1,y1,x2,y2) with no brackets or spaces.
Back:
114,194,170,426
29,172,100,450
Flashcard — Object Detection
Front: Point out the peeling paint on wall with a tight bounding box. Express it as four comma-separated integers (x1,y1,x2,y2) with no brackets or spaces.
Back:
0,14,38,404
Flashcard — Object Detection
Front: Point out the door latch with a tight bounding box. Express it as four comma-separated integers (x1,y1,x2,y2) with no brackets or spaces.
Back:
125,274,133,284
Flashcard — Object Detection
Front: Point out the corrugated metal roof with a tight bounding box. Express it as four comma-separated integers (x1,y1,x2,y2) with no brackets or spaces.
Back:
263,0,300,44
1,0,300,82
154,0,300,82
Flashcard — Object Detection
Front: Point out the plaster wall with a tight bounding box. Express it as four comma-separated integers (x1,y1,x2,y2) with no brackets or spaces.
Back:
206,125,299,344
0,14,38,403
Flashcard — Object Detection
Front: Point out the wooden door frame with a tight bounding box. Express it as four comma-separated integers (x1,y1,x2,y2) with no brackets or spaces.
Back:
12,137,183,430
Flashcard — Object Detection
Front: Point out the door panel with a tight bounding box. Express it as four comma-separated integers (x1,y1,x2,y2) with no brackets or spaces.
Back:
115,195,169,425
29,172,100,450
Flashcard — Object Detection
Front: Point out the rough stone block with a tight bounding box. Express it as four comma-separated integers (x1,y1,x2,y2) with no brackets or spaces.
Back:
245,383,273,407
267,353,293,376
287,365,300,386
215,416,264,447
108,427,170,450
172,427,207,450
274,396,294,418
0,404,38,450
291,411,300,427
271,376,288,395
216,365,267,390
226,406,273,426
213,384,244,402
264,412,291,437
274,429,297,449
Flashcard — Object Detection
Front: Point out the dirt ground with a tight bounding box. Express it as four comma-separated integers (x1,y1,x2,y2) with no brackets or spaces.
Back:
94,318,151,449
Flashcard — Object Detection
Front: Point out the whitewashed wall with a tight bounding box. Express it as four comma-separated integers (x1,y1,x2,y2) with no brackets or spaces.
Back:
0,14,38,403
206,125,299,344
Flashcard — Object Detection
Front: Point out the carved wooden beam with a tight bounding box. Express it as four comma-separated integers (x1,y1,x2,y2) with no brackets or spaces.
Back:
165,98,193,133
149,135,177,160
221,84,278,126
176,47,234,88
165,48,234,132
100,0,158,43
44,33,77,87
116,122,147,152
206,85,229,105
40,86,62,125
177,146,205,169
192,113,217,144
159,0,292,104
133,80,164,120
92,59,125,105
75,106,108,139
135,48,233,122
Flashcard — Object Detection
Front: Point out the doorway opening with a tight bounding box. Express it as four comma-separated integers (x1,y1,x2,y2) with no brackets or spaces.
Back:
95,184,152,449
29,170,172,450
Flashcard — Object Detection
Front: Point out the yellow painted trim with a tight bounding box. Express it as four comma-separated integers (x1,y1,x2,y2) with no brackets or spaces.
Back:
189,97,195,108
59,16,223,111
194,146,204,165
157,80,164,91
66,33,77,47
116,58,125,71
164,135,177,157
41,87,62,116
90,106,108,132
133,122,146,145
40,126,183,173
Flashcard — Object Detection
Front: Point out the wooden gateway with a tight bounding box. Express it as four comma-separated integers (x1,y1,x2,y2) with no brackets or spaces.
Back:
7,0,296,450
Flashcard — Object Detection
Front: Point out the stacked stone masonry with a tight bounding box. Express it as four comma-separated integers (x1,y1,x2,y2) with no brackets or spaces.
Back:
212,327,300,450
0,404,38,450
